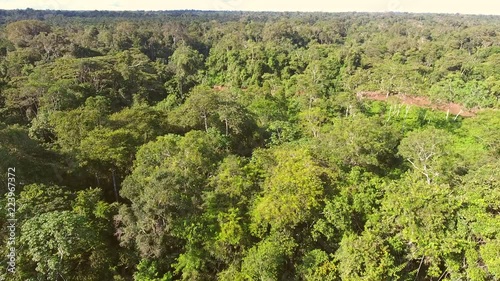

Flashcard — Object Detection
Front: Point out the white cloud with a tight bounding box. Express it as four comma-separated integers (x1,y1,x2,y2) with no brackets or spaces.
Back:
0,0,499,15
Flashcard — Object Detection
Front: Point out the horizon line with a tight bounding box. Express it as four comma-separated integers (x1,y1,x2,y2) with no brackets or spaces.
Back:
1,8,499,16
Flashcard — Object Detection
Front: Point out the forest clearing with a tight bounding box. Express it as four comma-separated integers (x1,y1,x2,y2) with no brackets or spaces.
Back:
357,91,477,116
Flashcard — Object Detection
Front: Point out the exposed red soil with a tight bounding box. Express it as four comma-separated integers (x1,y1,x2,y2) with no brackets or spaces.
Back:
213,85,248,91
357,91,477,117
213,85,477,117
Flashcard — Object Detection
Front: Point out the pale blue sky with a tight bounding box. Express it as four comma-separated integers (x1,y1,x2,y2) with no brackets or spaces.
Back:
1,0,499,15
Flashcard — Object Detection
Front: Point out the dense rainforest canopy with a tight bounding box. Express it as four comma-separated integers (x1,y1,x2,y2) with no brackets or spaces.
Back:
0,9,499,281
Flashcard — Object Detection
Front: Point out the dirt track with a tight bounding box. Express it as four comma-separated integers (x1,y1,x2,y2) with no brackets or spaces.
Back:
357,91,476,117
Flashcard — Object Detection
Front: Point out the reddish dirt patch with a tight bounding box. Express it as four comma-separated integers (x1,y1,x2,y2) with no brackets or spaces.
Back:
213,85,227,91
357,91,476,117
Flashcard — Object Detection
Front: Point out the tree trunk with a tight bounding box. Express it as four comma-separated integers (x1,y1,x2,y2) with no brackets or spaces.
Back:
95,172,100,187
112,169,119,202
225,119,229,136
454,109,462,121
203,113,208,132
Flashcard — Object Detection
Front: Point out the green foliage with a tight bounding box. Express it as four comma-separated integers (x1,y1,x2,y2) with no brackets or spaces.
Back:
5,20,52,47
169,86,220,131
17,184,72,218
378,176,464,278
398,127,456,184
250,146,327,234
316,115,400,171
20,211,98,278
297,249,337,281
335,231,401,281
50,96,110,151
79,127,136,170
240,232,297,280
117,130,228,258
0,123,62,184
315,168,384,240
168,43,204,98
18,186,119,280
134,260,173,281
1,10,499,281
